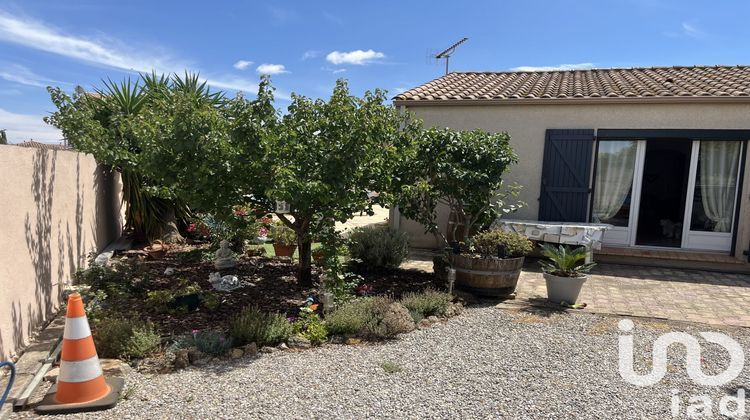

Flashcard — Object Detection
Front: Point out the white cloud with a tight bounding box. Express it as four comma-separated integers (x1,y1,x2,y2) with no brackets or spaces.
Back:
510,63,595,72
0,10,183,74
0,11,289,98
0,108,62,143
664,22,706,39
332,68,347,74
326,49,385,65
256,63,288,75
301,50,319,60
233,60,253,70
0,63,56,87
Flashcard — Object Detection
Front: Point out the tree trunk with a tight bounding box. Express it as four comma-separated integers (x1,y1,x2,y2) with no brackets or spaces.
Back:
297,235,313,287
160,207,185,244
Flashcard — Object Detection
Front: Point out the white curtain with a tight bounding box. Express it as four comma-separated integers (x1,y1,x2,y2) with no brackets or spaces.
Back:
699,141,740,232
593,141,637,223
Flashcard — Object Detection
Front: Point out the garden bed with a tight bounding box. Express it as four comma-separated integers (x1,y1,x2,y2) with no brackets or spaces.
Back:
87,243,440,340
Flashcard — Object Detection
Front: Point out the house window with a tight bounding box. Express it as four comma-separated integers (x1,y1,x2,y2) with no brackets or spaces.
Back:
591,140,637,227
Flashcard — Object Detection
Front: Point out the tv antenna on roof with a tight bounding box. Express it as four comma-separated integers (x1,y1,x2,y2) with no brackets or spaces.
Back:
434,37,468,75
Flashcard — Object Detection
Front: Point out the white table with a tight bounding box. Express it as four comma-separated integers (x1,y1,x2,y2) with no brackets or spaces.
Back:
496,219,612,263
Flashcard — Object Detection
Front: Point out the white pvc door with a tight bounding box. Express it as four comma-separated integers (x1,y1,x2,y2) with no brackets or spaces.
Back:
594,140,644,246
681,140,743,252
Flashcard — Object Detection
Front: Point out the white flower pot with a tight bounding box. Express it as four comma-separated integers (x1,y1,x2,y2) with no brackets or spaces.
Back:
543,273,587,304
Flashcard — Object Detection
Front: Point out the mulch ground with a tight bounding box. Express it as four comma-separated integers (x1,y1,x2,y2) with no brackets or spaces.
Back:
111,244,439,336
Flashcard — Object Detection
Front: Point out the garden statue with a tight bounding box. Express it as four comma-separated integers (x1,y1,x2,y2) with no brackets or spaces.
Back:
209,272,241,292
214,240,237,269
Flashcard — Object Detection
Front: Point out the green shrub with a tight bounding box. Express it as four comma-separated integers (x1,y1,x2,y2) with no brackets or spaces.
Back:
172,330,233,356
326,297,411,339
93,317,160,360
325,297,386,336
125,324,162,359
292,310,328,344
229,306,292,347
193,330,233,356
347,226,409,270
471,229,533,258
400,289,453,319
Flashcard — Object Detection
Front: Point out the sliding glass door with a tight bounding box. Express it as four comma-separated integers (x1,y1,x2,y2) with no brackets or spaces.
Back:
591,140,640,246
682,141,743,251
595,139,743,252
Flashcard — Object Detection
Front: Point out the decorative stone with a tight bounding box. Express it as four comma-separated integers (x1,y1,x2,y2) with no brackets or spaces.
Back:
345,337,362,345
214,239,237,270
244,342,259,357
192,358,209,367
187,348,205,364
287,336,311,349
427,316,440,324
260,346,278,354
277,342,289,350
173,349,190,369
381,302,415,334
446,302,464,317
164,267,175,276
330,336,344,344
417,319,432,329
231,348,244,359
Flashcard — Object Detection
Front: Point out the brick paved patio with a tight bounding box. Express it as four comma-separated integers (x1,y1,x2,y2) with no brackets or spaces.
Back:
402,255,750,328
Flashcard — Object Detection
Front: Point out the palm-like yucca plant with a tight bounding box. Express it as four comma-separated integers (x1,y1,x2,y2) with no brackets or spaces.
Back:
171,72,225,105
538,244,596,278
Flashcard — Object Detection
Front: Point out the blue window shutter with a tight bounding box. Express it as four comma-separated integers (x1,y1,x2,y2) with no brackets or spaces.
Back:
538,129,595,222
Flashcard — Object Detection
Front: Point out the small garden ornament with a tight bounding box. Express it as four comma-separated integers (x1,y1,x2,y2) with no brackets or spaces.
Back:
208,272,241,292
214,239,237,269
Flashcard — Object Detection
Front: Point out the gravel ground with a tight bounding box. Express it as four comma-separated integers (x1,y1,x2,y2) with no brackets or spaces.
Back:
17,307,750,419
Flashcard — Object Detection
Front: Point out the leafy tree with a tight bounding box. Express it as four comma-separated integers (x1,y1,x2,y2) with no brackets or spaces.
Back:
46,73,225,242
267,80,417,285
392,127,521,247
0,129,7,144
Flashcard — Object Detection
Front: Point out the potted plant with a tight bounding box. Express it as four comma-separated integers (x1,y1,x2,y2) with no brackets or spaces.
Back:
269,220,297,258
539,244,596,304
144,239,169,259
449,229,533,297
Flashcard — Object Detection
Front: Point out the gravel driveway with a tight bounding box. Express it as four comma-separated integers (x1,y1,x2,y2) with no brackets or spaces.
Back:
26,307,750,419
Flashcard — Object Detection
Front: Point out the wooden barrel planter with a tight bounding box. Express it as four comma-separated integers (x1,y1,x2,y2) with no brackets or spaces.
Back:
449,254,524,297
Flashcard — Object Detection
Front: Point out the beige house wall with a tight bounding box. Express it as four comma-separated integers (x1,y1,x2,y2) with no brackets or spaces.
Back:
0,146,123,359
393,101,750,259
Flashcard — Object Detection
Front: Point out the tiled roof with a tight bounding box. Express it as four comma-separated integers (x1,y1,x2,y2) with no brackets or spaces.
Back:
16,140,71,150
394,66,750,103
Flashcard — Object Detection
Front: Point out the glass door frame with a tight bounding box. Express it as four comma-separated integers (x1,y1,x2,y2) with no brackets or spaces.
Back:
596,137,744,253
680,140,744,252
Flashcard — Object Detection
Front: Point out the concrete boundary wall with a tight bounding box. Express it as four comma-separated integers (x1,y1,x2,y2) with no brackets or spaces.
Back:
0,145,123,359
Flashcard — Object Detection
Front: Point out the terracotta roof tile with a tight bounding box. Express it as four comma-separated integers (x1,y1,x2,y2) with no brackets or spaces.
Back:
16,140,70,150
394,66,750,103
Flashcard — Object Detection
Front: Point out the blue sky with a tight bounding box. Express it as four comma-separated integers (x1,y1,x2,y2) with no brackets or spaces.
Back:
1,0,749,143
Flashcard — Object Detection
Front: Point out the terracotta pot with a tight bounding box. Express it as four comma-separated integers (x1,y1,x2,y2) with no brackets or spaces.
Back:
273,243,296,258
543,273,587,304
312,249,325,265
449,254,524,297
144,240,169,259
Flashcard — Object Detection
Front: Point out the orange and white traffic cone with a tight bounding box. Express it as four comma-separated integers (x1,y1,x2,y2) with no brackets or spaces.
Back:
35,293,123,414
